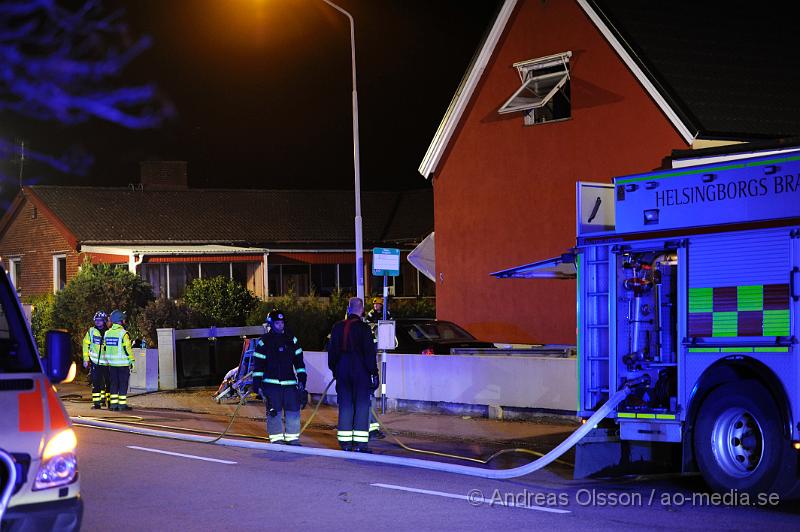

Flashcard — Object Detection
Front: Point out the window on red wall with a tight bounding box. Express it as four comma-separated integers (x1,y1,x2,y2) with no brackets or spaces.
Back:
498,51,571,126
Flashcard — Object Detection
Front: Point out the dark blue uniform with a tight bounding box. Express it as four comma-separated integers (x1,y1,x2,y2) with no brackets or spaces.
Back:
252,329,306,443
328,314,378,450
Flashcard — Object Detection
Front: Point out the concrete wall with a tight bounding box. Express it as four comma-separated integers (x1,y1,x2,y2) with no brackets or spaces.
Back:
303,351,577,412
154,326,578,413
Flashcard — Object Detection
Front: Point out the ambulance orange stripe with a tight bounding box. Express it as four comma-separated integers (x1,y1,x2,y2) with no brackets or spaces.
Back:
46,383,70,430
18,380,44,432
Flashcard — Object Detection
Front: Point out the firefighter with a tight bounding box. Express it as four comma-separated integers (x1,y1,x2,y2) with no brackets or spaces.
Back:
104,309,135,411
251,309,306,445
365,296,391,324
328,297,379,452
82,311,110,409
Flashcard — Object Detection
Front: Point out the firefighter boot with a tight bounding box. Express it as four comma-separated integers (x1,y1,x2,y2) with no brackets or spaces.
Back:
352,443,372,454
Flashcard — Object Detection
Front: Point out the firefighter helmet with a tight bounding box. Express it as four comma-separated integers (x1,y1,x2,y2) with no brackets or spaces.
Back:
372,297,383,305
266,309,286,324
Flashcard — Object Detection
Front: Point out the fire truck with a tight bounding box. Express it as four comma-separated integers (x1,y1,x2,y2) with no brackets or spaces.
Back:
494,148,800,494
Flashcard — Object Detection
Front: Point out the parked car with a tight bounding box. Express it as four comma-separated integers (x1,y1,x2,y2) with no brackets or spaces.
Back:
390,319,494,355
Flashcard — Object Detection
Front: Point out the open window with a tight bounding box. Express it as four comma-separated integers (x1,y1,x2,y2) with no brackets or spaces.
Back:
498,51,571,126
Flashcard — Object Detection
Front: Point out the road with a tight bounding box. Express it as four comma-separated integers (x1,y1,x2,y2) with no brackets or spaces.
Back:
73,413,800,531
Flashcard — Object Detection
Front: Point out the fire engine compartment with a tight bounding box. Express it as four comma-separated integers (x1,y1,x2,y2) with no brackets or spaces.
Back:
616,249,678,417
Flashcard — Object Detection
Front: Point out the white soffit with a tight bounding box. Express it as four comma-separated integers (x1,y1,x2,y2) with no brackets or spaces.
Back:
671,146,800,168
80,245,269,256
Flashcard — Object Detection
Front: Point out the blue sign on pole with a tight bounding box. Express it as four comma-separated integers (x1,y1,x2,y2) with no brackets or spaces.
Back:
372,247,400,276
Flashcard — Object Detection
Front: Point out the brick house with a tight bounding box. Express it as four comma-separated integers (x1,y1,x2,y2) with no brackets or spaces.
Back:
418,0,800,344
0,162,433,300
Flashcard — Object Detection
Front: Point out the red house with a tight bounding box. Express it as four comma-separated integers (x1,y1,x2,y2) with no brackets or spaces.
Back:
419,0,800,343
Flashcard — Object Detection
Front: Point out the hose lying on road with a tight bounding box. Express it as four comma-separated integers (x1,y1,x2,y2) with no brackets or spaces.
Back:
72,385,631,480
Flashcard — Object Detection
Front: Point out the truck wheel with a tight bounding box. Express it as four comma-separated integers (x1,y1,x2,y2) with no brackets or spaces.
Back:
694,380,790,495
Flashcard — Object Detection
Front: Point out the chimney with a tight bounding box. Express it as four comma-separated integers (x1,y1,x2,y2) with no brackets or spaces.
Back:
139,161,188,190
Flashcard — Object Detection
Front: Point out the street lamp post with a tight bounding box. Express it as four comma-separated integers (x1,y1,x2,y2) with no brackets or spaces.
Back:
321,0,365,301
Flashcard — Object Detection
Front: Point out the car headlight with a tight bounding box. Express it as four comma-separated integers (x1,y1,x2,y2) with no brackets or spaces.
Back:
34,429,78,490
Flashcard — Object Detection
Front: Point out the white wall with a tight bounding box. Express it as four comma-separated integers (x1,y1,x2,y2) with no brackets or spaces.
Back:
303,351,577,412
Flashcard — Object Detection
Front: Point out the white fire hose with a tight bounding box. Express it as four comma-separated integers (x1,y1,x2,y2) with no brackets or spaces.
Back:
72,386,631,480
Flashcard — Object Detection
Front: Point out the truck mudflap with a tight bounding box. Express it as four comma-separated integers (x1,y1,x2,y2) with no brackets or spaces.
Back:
2,496,82,532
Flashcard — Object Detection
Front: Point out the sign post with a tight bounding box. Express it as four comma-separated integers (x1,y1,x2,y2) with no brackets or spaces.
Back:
372,247,400,413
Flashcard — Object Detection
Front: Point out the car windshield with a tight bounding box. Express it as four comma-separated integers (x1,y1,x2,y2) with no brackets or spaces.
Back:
403,322,475,342
0,272,38,373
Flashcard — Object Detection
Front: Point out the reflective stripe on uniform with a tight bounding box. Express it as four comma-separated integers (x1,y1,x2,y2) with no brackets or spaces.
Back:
369,423,380,432
295,368,306,374
253,352,266,359
337,430,353,442
353,430,369,443
252,371,264,377
264,378,297,385
284,433,299,441
294,348,302,355
269,434,284,443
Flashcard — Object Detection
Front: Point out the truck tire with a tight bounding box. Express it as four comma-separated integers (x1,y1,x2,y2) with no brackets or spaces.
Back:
693,380,793,495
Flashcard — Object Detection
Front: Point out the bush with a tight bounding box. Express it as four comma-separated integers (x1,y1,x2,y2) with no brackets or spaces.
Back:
246,290,350,351
134,297,193,348
245,293,437,350
52,261,154,363
389,297,436,319
184,276,258,327
25,293,55,354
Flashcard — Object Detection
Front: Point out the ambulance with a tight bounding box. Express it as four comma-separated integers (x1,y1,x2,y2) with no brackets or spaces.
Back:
0,263,82,530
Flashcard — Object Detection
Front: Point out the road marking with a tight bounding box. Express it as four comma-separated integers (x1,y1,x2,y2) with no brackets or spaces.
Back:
127,445,237,465
371,483,570,514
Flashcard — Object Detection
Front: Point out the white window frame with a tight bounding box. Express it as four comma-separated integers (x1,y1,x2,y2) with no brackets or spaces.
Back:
498,51,572,126
8,257,21,293
53,254,67,293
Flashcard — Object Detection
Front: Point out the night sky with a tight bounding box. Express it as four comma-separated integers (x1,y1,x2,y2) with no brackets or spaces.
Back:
2,0,500,197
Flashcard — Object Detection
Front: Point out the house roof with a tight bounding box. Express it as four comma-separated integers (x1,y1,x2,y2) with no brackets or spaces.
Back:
9,186,432,249
419,0,800,177
589,0,800,140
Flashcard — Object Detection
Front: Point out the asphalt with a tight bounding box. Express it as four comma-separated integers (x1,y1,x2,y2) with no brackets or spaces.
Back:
57,378,581,465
